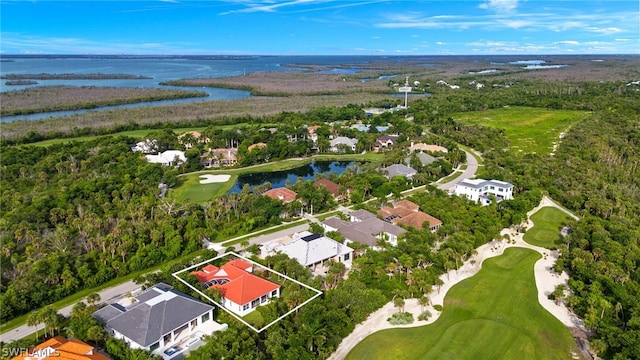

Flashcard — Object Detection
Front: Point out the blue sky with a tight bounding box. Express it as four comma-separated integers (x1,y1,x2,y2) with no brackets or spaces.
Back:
1,0,638,55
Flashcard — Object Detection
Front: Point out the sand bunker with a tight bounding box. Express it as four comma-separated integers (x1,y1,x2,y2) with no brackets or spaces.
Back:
199,174,231,184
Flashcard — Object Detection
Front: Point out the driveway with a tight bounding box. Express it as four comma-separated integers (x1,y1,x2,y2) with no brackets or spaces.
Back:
436,150,479,191
0,280,141,343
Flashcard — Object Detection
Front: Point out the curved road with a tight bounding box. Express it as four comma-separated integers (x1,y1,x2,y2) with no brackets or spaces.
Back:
436,150,480,192
0,281,141,343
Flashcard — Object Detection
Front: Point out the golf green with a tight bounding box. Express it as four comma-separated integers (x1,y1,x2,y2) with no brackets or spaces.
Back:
346,247,578,360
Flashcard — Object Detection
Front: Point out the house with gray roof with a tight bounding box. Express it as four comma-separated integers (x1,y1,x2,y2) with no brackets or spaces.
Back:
329,136,358,152
93,283,226,357
454,178,514,205
406,151,438,167
322,209,406,247
263,231,353,272
383,163,417,179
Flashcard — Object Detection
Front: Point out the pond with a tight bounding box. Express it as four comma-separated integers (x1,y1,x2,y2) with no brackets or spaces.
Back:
227,161,357,194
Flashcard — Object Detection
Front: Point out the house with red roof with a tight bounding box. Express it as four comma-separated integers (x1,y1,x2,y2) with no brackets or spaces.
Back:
313,178,343,200
192,259,280,317
11,336,110,360
379,200,442,232
262,187,297,204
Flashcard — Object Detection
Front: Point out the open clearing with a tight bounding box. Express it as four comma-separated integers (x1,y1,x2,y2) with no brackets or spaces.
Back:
452,106,590,154
346,247,578,360
523,207,571,248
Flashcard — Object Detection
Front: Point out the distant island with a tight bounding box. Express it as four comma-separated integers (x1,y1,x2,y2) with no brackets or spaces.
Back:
1,73,152,80
0,54,257,60
5,80,39,86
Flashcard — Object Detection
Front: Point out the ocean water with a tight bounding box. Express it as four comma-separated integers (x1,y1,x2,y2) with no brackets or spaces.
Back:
0,55,408,121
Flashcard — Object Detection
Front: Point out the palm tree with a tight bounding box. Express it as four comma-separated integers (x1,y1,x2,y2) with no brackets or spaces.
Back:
419,295,430,312
27,311,42,341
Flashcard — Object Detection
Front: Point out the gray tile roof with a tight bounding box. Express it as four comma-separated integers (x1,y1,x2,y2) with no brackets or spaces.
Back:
93,283,213,348
322,212,406,247
384,164,417,178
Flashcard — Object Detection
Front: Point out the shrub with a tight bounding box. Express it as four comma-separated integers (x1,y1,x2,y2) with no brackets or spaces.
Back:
433,304,443,312
387,312,414,325
418,310,433,321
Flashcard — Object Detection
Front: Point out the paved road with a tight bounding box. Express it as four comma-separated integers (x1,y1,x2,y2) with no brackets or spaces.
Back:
436,150,479,191
0,280,141,343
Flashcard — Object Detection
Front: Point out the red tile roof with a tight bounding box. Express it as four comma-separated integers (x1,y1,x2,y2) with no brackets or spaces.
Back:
12,336,110,360
262,187,297,204
313,178,341,197
192,261,280,306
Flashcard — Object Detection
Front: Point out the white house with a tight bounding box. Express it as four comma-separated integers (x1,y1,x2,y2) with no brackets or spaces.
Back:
191,259,280,317
263,231,353,271
145,150,186,166
454,178,514,205
93,283,225,356
329,137,358,152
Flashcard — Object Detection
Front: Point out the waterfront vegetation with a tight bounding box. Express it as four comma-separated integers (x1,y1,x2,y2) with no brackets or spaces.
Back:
0,86,207,116
346,248,578,360
1,57,639,359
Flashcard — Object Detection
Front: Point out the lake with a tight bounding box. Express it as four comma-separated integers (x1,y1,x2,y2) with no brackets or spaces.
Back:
227,161,357,194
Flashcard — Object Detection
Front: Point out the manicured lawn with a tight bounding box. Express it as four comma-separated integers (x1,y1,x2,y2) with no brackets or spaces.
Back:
452,106,590,154
524,207,570,249
346,247,578,360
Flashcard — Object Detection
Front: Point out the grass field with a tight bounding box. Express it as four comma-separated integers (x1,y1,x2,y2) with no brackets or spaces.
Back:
346,247,578,360
523,207,570,248
452,106,590,154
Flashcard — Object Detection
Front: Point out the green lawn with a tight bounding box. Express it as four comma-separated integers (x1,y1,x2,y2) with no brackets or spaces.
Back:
452,106,590,154
346,248,578,360
523,207,570,248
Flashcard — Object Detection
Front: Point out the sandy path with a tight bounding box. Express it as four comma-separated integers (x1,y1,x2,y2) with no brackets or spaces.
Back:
329,196,585,360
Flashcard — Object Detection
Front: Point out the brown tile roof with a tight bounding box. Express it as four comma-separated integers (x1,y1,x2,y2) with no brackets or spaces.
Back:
12,336,111,360
313,178,341,197
393,212,442,230
378,200,442,230
262,187,297,204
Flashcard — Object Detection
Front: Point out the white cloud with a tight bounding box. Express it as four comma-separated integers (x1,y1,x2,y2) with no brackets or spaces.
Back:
553,40,579,45
587,27,623,35
479,0,519,13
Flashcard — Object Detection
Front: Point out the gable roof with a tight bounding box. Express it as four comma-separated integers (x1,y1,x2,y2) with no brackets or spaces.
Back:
376,135,399,146
378,200,442,230
323,210,406,246
93,284,213,348
192,261,280,306
274,231,353,266
313,178,341,197
384,164,417,178
330,137,358,147
262,187,297,204
457,178,514,189
12,336,110,360
406,152,438,166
